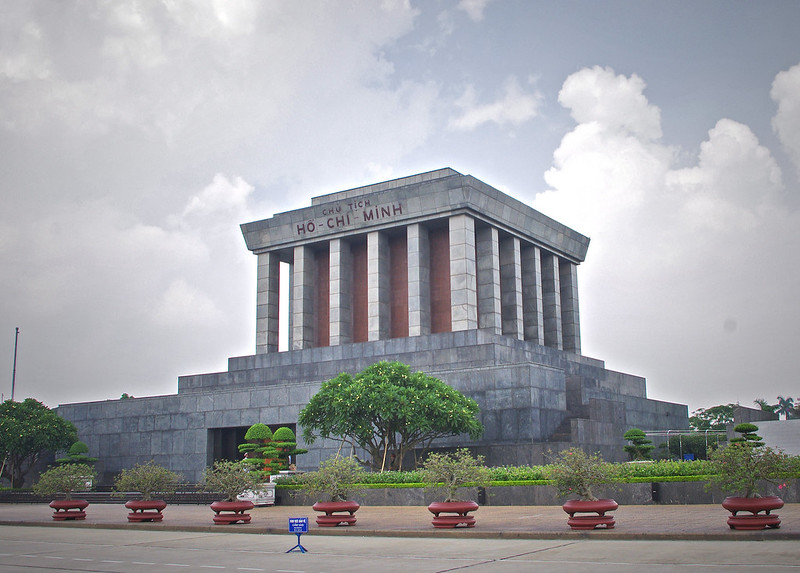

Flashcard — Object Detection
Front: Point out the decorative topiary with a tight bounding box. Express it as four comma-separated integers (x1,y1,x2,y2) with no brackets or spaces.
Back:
55,440,98,466
420,448,491,503
729,423,764,447
33,463,97,500
623,428,654,461
113,461,185,501
271,427,307,471
238,423,279,478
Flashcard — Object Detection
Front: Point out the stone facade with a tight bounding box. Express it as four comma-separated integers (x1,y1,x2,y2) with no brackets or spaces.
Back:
56,168,688,483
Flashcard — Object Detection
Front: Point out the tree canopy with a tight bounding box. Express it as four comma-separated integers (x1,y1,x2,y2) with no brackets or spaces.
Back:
688,404,736,431
0,399,78,488
298,361,484,471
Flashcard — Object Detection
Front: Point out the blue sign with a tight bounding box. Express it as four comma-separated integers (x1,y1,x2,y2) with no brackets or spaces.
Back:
287,517,309,553
288,517,309,533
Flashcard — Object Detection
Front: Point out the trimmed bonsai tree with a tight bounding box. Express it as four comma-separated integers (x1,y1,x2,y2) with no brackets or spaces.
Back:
729,422,765,447
32,463,97,500
420,448,491,503
201,460,261,502
623,428,654,461
299,454,366,503
238,423,279,479
546,447,614,501
113,460,184,501
271,427,307,471
708,424,790,498
55,441,98,466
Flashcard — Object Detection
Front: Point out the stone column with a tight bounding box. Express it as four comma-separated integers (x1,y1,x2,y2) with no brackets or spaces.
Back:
541,251,563,350
255,252,280,354
367,231,390,341
500,236,524,340
521,244,544,344
559,259,581,354
476,226,501,334
291,245,315,350
329,238,352,346
449,214,478,332
407,223,431,337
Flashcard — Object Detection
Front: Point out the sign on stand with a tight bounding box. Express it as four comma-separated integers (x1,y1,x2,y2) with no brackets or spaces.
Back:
286,517,309,553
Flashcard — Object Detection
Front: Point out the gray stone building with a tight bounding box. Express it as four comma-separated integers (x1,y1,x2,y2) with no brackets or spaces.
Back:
57,168,688,483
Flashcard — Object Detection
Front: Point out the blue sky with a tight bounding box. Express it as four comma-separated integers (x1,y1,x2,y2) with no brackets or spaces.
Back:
1,0,799,415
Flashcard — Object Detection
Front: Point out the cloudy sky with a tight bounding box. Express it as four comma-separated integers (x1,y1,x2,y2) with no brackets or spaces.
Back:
2,1,798,416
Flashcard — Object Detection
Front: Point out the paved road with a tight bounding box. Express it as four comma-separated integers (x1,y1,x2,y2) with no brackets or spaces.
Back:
1,526,799,573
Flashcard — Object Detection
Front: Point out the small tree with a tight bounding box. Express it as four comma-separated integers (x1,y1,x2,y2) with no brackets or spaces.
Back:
271,427,307,471
55,441,98,466
113,461,184,501
32,463,96,500
0,398,78,488
201,460,260,502
546,448,614,502
623,428,654,461
688,404,735,431
298,454,366,503
419,448,491,503
729,423,764,447
299,361,484,471
238,423,278,479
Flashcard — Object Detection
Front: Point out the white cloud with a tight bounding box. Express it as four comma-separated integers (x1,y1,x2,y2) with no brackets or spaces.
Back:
535,65,799,409
457,0,492,22
558,65,662,141
450,76,543,131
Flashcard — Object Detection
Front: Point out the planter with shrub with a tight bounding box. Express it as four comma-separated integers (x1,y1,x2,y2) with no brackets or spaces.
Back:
547,448,617,530
113,460,184,522
299,454,364,526
32,463,97,521
201,460,260,524
708,423,791,530
420,448,490,528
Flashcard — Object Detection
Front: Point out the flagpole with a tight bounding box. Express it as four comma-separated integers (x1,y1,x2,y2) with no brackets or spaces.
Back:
11,327,19,401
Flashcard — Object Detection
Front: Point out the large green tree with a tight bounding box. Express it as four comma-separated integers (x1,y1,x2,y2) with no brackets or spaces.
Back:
0,399,78,488
688,404,736,431
298,361,484,471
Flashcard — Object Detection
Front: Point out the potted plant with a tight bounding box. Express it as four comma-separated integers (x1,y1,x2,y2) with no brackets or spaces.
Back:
55,441,98,466
299,454,365,526
113,460,184,522
32,463,97,520
623,428,654,461
201,460,261,524
420,448,491,528
546,447,618,530
708,423,791,530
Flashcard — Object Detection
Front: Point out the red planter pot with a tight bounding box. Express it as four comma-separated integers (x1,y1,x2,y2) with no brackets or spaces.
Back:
210,500,254,524
722,496,783,530
427,501,479,528
49,499,89,521
312,501,360,526
562,499,618,530
125,500,168,522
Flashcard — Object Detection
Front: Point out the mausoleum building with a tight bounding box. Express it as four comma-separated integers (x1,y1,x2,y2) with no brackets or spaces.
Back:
57,168,688,483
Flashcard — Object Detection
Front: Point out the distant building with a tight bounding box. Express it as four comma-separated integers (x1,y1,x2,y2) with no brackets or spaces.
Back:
58,168,688,483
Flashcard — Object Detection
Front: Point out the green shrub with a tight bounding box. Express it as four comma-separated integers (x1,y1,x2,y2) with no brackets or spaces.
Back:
32,463,96,500
420,448,491,502
112,461,184,501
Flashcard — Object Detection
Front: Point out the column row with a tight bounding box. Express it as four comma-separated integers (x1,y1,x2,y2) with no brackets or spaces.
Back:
254,214,580,354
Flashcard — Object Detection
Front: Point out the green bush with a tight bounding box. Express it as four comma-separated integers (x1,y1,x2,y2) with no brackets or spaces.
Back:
112,461,184,501
32,463,96,500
